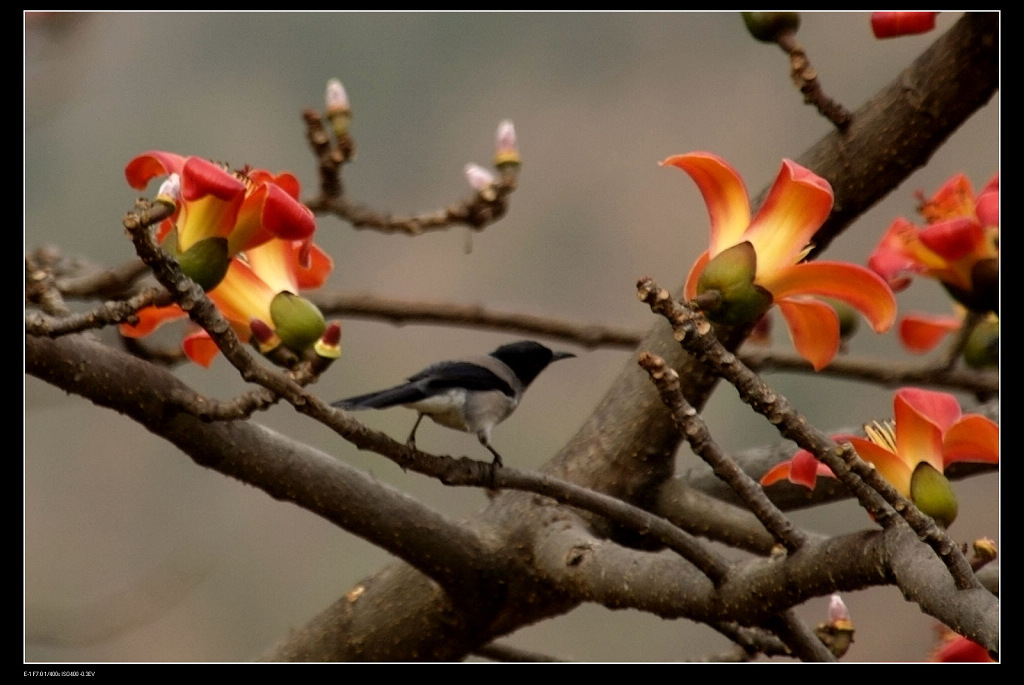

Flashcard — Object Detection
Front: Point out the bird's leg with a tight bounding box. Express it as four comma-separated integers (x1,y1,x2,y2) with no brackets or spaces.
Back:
479,439,503,489
406,413,426,448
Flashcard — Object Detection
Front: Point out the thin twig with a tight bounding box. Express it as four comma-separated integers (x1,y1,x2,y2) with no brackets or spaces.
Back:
638,351,807,553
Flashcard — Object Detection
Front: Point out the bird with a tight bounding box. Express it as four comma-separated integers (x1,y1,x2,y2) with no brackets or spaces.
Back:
331,340,575,467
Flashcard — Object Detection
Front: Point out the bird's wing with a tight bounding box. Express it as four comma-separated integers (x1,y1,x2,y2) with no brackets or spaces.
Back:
408,361,516,396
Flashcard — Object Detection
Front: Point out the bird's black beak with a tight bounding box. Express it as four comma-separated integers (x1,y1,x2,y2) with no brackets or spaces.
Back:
553,351,576,362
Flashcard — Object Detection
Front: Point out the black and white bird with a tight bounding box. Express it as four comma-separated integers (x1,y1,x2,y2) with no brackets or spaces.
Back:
331,340,575,466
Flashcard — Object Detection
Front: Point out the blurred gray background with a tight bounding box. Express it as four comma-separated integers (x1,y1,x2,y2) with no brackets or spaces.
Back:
25,12,998,662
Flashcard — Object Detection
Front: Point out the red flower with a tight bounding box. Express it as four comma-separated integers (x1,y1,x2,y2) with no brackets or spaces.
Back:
869,173,998,313
125,151,316,290
663,152,896,370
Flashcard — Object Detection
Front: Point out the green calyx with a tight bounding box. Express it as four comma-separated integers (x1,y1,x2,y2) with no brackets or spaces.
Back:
696,242,773,326
165,231,230,292
742,12,800,43
910,462,959,528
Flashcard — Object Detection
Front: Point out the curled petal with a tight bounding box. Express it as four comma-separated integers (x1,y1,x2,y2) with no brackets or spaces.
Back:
119,304,186,338
125,151,186,190
230,183,316,254
896,388,962,433
942,415,999,468
868,217,925,289
179,157,245,203
975,189,999,228
760,449,833,489
294,242,333,290
762,261,897,333
775,297,840,371
684,251,710,301
899,313,961,353
746,160,834,273
918,173,975,222
182,330,221,368
893,389,948,473
918,218,987,262
661,153,751,255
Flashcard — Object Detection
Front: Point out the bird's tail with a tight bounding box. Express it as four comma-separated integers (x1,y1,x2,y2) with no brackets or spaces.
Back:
331,384,429,411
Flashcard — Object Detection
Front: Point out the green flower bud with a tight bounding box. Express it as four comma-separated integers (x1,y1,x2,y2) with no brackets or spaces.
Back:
910,462,958,528
696,242,773,326
269,292,327,354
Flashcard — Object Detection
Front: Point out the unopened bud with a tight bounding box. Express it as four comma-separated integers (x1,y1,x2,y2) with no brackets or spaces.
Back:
828,593,852,630
314,320,343,360
494,119,520,168
249,318,282,354
269,291,327,354
325,78,352,138
464,163,497,197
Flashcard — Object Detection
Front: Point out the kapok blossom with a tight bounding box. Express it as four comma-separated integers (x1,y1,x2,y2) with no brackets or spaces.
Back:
121,238,334,367
931,626,994,662
869,172,998,314
761,388,999,527
663,152,896,370
870,12,938,39
125,151,316,290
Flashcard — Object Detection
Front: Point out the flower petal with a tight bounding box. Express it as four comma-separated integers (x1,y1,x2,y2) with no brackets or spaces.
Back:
775,297,840,371
762,261,897,333
868,217,926,289
899,313,961,353
125,151,186,190
746,159,834,273
182,330,221,368
661,153,751,255
896,388,962,433
760,448,834,489
229,182,316,254
294,242,333,290
118,304,186,338
917,217,987,262
847,437,914,496
942,414,999,468
684,250,710,301
893,389,949,473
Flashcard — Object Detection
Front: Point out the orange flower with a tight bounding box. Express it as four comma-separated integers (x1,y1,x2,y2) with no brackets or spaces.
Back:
869,173,998,314
761,388,999,526
121,238,334,367
663,152,896,370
